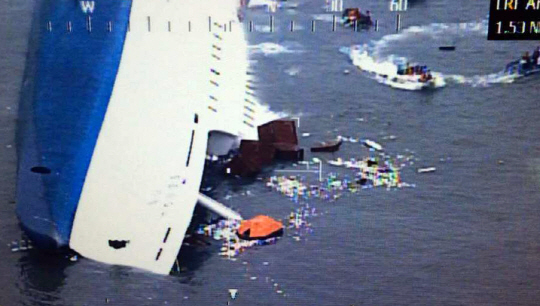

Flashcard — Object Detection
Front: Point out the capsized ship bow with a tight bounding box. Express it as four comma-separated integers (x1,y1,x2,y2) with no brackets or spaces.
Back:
17,0,257,274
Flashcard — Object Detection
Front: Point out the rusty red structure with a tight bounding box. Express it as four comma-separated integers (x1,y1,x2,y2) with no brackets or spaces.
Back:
226,120,304,176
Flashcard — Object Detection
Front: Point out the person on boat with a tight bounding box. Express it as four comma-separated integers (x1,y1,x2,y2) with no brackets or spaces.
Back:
364,10,372,25
344,8,360,26
521,52,532,70
397,63,405,75
352,8,361,20
532,47,540,66
347,9,354,21
426,70,433,81
355,9,364,24
342,9,350,24
405,63,412,75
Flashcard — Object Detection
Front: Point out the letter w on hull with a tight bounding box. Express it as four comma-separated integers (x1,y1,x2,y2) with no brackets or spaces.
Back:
80,1,95,14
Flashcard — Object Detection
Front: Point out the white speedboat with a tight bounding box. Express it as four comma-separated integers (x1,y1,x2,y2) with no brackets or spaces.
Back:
347,45,446,91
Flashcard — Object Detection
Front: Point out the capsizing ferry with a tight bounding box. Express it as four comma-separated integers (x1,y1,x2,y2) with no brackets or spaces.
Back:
16,0,261,274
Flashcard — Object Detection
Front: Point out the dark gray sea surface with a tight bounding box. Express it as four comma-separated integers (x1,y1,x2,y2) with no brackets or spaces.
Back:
2,0,540,305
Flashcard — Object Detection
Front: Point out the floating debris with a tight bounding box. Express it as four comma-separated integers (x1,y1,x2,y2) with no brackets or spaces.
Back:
267,163,405,201
9,240,33,253
363,139,383,151
382,135,397,140
238,215,283,240
196,219,279,259
206,154,219,161
285,66,301,76
417,167,436,173
439,45,456,51
328,158,345,167
19,240,28,251
339,136,358,143
310,138,343,153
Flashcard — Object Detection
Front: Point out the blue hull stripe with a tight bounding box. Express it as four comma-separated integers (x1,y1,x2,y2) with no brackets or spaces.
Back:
16,0,133,247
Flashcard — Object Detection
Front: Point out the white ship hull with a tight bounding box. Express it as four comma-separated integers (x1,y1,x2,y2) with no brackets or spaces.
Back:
16,0,260,275
70,0,259,275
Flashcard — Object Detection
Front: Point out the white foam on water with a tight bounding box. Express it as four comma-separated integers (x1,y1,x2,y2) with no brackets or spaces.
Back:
364,20,518,87
243,55,295,129
344,45,445,90
237,85,288,140
248,42,301,56
338,46,350,55
312,14,338,22
247,0,274,8
252,104,290,126
372,20,489,58
254,25,281,33
445,72,518,87
285,66,301,76
285,8,298,15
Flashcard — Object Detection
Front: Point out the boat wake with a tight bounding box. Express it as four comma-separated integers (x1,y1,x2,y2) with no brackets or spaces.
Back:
249,42,302,56
444,72,518,87
344,20,522,88
371,20,489,58
340,45,445,90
